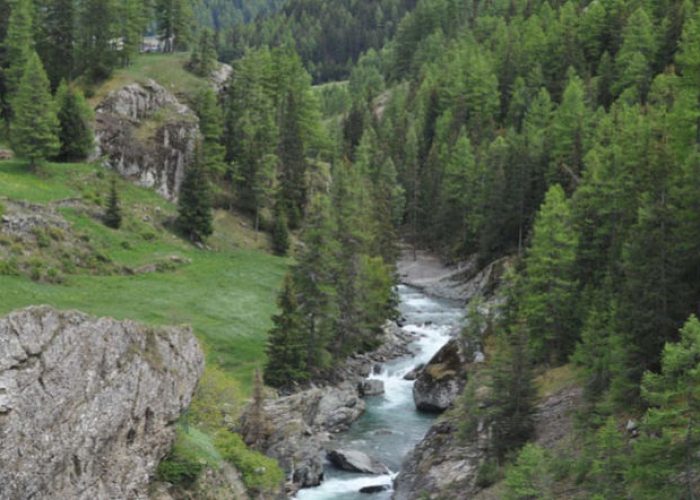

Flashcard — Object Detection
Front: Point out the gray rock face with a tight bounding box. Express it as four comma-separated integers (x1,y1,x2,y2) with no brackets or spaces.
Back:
210,63,233,94
95,79,199,201
413,339,468,413
393,417,489,500
359,378,385,396
327,449,390,475
0,306,204,500
242,382,365,490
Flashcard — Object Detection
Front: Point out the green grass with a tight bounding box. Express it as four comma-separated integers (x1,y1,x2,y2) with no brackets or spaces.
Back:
90,53,209,106
0,160,288,394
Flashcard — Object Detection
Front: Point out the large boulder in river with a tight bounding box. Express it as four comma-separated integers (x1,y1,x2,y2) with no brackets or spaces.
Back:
327,449,390,475
0,306,204,500
94,79,199,201
359,378,385,396
413,339,468,413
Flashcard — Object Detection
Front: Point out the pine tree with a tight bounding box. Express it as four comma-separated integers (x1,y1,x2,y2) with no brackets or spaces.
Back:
78,0,117,82
520,184,579,364
156,0,193,52
189,28,217,76
504,444,552,500
104,178,122,229
264,274,308,387
549,71,589,192
10,51,59,169
176,151,213,243
55,81,94,161
277,92,307,229
628,315,700,498
272,202,290,256
588,417,627,498
487,323,537,462
34,0,75,87
3,0,34,96
194,87,226,178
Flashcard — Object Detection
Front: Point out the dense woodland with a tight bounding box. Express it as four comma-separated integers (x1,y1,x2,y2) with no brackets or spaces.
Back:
1,0,700,497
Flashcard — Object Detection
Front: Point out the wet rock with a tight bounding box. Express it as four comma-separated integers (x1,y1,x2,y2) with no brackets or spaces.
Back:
413,339,468,413
403,363,425,381
0,306,204,500
239,382,365,489
328,449,390,475
359,379,385,396
360,484,391,494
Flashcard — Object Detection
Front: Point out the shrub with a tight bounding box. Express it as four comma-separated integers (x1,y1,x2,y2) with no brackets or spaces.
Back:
156,429,207,486
214,432,284,494
189,366,240,430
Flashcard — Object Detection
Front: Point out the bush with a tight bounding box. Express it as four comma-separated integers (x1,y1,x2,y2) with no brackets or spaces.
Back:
214,432,284,494
156,429,207,486
189,366,240,430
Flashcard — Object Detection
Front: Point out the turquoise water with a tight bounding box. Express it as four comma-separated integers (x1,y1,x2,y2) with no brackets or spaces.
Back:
296,285,464,500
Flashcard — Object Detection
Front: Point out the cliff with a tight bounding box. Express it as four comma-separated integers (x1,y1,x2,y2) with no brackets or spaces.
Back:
94,79,199,201
0,306,204,499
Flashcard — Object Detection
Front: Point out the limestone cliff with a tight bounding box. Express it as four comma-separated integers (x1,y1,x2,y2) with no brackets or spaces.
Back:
0,306,204,500
94,79,199,201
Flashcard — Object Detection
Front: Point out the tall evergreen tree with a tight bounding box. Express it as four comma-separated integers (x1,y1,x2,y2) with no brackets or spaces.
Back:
34,0,75,87
3,0,34,96
78,0,117,82
104,178,122,229
264,274,307,387
10,51,59,169
156,0,193,52
55,81,94,161
176,151,213,243
520,184,579,364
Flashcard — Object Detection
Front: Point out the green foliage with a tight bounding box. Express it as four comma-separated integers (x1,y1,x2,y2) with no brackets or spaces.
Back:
177,155,213,243
104,178,122,229
504,444,553,500
520,185,579,364
627,315,700,498
55,81,94,161
156,427,208,485
271,204,289,257
189,28,218,77
214,431,284,494
156,0,193,52
10,51,60,168
3,0,34,97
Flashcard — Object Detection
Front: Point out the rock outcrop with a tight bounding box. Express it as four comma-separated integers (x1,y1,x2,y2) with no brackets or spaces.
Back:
393,416,489,500
94,79,199,201
0,306,204,500
327,449,390,475
241,382,365,491
413,339,469,413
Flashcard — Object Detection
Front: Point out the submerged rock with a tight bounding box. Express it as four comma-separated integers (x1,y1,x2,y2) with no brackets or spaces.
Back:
413,339,468,413
360,484,391,493
0,306,204,500
328,449,390,475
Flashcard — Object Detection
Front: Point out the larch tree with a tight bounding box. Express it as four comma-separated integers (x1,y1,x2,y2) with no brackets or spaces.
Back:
520,184,579,364
10,51,59,169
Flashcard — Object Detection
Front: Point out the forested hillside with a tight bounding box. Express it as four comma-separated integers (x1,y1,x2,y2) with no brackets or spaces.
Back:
1,0,700,497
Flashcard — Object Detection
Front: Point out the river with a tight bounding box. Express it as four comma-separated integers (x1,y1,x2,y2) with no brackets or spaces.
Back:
296,284,465,500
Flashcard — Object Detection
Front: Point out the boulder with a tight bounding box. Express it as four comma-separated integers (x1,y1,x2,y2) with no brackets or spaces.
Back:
0,306,204,500
327,449,390,475
239,382,365,489
403,363,424,381
94,79,199,201
413,339,467,413
359,378,385,396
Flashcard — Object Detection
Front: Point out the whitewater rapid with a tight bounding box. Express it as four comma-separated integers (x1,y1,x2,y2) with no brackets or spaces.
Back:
295,284,464,499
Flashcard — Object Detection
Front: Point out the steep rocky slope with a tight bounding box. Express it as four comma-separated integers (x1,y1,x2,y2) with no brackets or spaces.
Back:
0,306,204,499
94,79,199,201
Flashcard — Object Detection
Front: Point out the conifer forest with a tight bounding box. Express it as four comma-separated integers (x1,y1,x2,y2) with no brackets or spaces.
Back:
0,0,699,498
